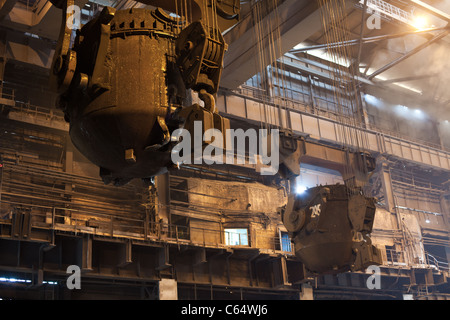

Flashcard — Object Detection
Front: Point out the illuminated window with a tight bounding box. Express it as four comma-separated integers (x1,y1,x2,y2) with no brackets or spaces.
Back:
280,232,292,252
224,228,249,246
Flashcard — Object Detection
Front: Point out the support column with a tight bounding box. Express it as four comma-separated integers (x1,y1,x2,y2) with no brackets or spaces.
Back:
440,191,450,228
379,160,415,265
307,74,316,114
436,121,449,150
157,244,171,270
379,161,396,214
359,91,371,129
445,247,450,266
299,283,314,300
0,29,8,111
64,136,74,174
272,256,290,288
440,185,450,264
118,239,132,267
77,234,92,271
0,29,6,84
63,136,74,224
155,172,170,230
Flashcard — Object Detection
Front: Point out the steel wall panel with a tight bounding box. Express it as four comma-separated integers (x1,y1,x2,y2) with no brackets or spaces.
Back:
289,111,303,132
218,93,450,172
246,99,263,122
225,95,246,118
301,115,320,140
420,146,433,166
317,119,337,142
366,132,379,152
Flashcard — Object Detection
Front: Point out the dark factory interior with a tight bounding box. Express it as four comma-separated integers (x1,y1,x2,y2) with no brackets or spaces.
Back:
0,0,449,301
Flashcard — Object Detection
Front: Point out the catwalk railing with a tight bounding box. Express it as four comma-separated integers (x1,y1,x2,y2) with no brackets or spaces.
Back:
425,253,450,272
0,200,296,255
0,160,294,254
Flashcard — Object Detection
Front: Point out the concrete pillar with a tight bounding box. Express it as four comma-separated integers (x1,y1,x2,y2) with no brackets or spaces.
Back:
158,278,178,300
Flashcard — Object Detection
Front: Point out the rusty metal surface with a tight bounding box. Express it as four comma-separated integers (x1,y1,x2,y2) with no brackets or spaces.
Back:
176,21,226,94
281,184,382,274
48,2,237,185
58,8,186,185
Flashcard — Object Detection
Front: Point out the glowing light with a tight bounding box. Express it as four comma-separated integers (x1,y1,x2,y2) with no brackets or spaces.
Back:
296,185,307,194
393,105,408,116
0,277,32,283
292,43,352,67
367,72,423,94
411,16,428,30
364,94,378,104
364,94,384,108
413,109,426,119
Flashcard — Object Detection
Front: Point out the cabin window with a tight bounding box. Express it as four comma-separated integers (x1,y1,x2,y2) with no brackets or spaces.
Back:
280,231,292,252
224,228,249,246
